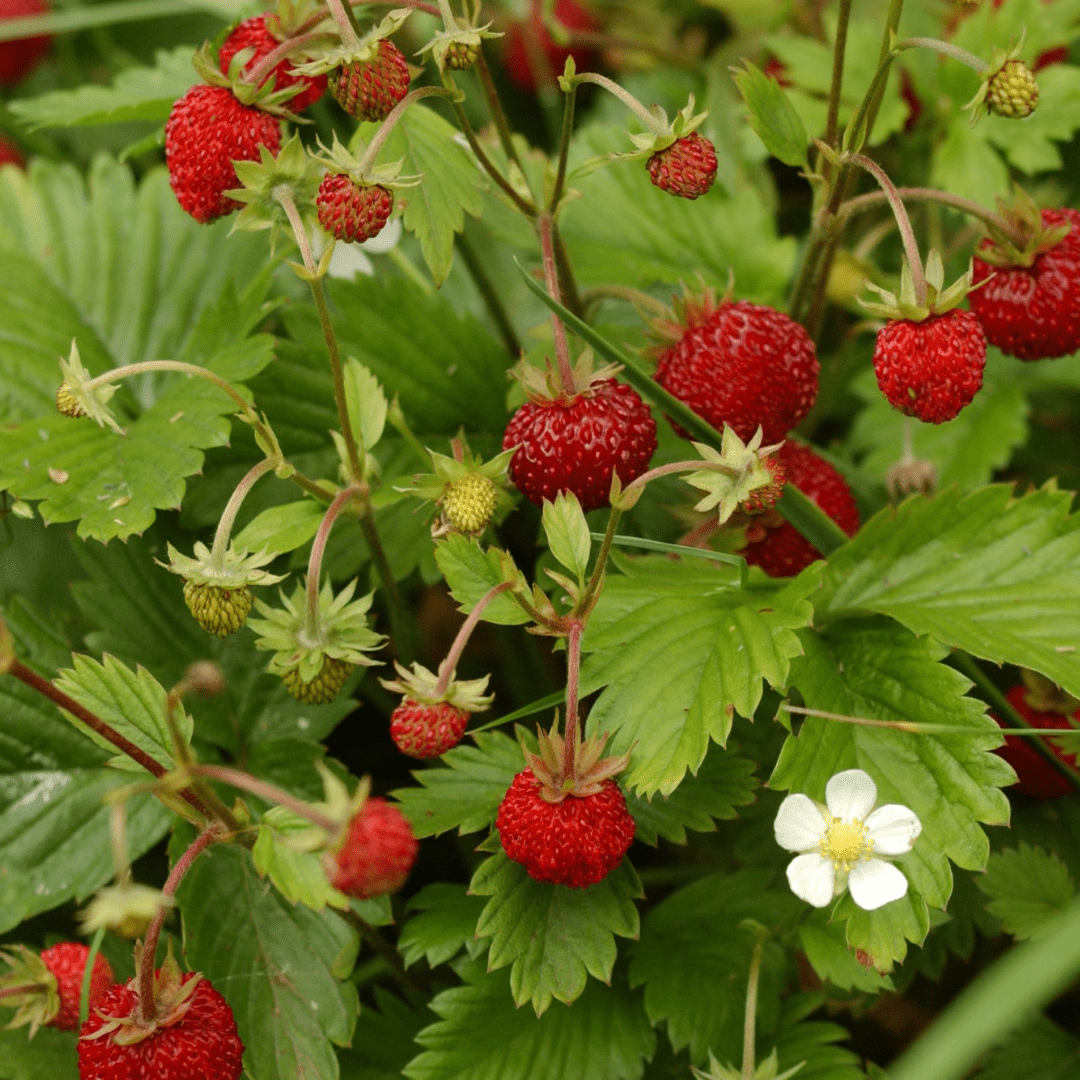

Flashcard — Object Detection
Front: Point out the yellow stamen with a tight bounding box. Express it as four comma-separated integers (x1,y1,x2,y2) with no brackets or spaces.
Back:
820,815,873,871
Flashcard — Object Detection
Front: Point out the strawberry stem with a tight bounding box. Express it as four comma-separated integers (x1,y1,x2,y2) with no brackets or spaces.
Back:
821,0,854,170
900,36,987,74
78,927,106,1027
550,76,577,212
537,212,576,392
572,71,668,134
189,764,342,832
209,457,280,570
475,47,530,185
578,506,622,614
138,825,225,1024
741,926,769,1080
433,581,514,698
562,619,584,785
354,85,460,175
306,485,363,632
323,0,362,50
241,30,333,88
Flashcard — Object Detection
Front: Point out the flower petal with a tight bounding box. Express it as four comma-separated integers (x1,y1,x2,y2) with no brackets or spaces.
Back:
786,853,836,908
848,858,909,911
825,769,877,822
774,793,827,852
865,804,922,855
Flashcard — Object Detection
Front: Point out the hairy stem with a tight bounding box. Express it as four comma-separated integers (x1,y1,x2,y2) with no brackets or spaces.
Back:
190,764,342,832
742,930,767,1080
578,506,621,613
323,0,362,49
550,78,577,211
476,47,528,180
822,0,854,164
210,457,279,569
538,212,575,389
562,620,584,785
307,485,363,629
242,31,332,88
551,227,584,320
572,71,665,132
275,185,318,276
355,86,459,174
433,582,514,696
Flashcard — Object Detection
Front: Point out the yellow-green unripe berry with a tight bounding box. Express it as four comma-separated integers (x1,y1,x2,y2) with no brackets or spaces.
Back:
445,40,479,71
183,581,253,637
987,60,1039,119
282,656,353,704
56,383,84,418
442,473,497,535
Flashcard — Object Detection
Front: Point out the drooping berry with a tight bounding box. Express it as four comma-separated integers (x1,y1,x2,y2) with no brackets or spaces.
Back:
41,944,113,1032
390,699,470,759
497,769,635,888
741,442,859,577
328,797,418,899
986,59,1039,118
0,943,113,1035
281,656,354,704
647,133,718,200
165,84,281,224
503,0,599,92
0,0,51,86
653,297,819,444
218,14,326,112
502,378,657,513
329,39,410,122
77,972,244,1080
872,308,986,424
970,207,1080,361
183,581,253,637
316,173,394,243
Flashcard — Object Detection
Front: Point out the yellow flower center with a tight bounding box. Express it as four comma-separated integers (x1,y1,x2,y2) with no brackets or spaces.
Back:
820,816,873,870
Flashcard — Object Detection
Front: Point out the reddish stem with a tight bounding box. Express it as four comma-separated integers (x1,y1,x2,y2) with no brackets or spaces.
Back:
189,764,341,834
433,581,514,697
241,31,333,88
562,620,584,785
138,826,223,1023
307,485,362,630
537,213,575,392
8,660,211,821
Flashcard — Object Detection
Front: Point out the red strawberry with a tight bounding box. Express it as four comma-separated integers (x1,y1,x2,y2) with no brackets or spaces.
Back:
970,207,1080,361
741,442,858,577
647,132,717,200
391,700,470,759
497,769,635,888
0,0,51,86
993,683,1079,799
0,134,25,168
872,308,986,423
317,174,393,243
652,294,819,444
329,39,410,122
503,0,599,92
218,14,326,112
327,797,418,899
0,943,113,1034
502,377,657,513
78,971,243,1080
165,84,281,224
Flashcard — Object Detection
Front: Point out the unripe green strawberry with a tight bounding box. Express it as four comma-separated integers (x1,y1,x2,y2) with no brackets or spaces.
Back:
183,581,253,637
442,472,498,535
445,40,479,70
987,59,1038,118
329,39,410,122
282,655,353,703
56,382,83,418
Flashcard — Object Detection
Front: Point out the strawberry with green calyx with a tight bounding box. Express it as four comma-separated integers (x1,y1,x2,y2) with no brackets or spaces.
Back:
401,435,515,538
55,340,124,433
559,62,716,200
419,0,501,73
312,131,422,244
682,425,786,524
291,8,412,122
0,943,113,1035
962,35,1039,120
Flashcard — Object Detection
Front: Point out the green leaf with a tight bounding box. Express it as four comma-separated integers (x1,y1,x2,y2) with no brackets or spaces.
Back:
0,1025,78,1080
798,909,895,993
403,959,656,1080
360,105,484,285
771,1004,867,1080
580,557,817,796
284,274,509,437
232,500,325,556
848,357,1029,492
977,843,1076,941
542,492,591,580
53,653,193,772
973,1016,1080,1080
434,535,531,625
471,852,642,1013
732,61,809,167
770,618,1014,967
560,124,797,305
929,122,1010,206
0,158,273,541
338,989,432,1080
625,743,758,846
9,46,197,129
628,871,800,1064
253,807,350,912
399,884,488,969
178,842,360,1080
344,358,388,457
816,485,1080,701
391,729,522,838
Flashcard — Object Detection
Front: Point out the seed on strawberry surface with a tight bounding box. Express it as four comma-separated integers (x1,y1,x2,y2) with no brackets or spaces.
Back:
183,581,253,637
441,472,498,535
218,14,326,112
390,699,470,759
328,797,418,899
165,84,281,224
329,38,410,122
986,59,1039,118
317,174,394,243
281,656,354,704
872,308,986,424
647,132,718,200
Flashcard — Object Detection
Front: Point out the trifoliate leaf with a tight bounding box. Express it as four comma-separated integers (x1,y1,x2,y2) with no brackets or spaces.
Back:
399,884,488,969
471,852,642,1014
580,556,818,796
977,844,1076,941
434,535,531,625
816,486,1080,701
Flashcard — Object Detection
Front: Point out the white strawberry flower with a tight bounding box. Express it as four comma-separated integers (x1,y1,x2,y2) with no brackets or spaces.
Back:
774,768,921,911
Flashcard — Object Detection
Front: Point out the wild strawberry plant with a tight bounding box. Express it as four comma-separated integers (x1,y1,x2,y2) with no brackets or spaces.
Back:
1,1,1080,1078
